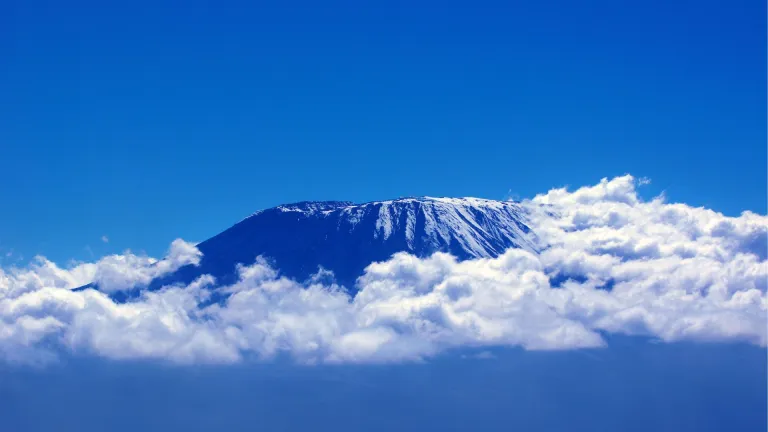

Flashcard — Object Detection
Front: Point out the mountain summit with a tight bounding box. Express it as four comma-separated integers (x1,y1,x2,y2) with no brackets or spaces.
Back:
149,197,540,291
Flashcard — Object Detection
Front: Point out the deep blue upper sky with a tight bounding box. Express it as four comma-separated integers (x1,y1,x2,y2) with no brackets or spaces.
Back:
1,0,765,263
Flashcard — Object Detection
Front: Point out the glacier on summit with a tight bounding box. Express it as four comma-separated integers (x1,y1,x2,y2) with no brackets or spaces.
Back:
148,197,541,291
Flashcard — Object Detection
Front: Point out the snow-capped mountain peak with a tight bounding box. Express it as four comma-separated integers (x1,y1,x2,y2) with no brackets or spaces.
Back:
149,196,540,291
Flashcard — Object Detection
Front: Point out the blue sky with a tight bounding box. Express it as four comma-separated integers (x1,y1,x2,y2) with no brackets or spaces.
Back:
1,0,765,264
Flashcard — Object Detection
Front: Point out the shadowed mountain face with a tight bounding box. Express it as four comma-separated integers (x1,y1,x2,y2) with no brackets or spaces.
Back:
148,197,540,291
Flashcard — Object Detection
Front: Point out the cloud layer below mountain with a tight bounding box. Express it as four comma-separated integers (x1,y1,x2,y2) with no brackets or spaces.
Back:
1,175,765,365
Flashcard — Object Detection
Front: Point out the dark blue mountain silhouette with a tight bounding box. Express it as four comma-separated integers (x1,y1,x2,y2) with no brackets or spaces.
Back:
142,197,539,292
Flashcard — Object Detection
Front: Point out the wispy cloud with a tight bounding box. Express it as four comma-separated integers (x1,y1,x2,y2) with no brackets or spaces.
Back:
0,176,764,365
101,236,109,243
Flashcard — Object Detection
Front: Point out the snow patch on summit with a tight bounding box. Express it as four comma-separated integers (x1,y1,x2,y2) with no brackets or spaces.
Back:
270,196,539,258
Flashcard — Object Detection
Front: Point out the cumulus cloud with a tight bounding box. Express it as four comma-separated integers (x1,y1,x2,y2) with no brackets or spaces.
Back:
0,239,201,298
0,176,765,365
529,175,767,345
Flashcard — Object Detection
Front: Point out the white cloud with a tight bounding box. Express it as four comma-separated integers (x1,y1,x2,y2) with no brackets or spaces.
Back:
101,236,109,243
0,239,201,299
0,176,765,365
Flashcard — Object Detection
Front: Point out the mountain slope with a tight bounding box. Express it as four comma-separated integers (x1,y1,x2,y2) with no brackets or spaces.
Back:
149,197,540,291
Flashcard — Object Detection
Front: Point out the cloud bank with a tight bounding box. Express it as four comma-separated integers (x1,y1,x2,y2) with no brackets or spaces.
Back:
0,176,765,365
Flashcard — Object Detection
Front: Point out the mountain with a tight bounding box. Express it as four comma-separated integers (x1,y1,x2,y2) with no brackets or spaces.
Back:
147,197,541,292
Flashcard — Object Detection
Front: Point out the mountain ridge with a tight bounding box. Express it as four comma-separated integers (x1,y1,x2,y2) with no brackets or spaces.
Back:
142,196,541,292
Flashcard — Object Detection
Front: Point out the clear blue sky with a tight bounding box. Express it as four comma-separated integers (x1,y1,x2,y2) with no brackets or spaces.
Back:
1,0,765,263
